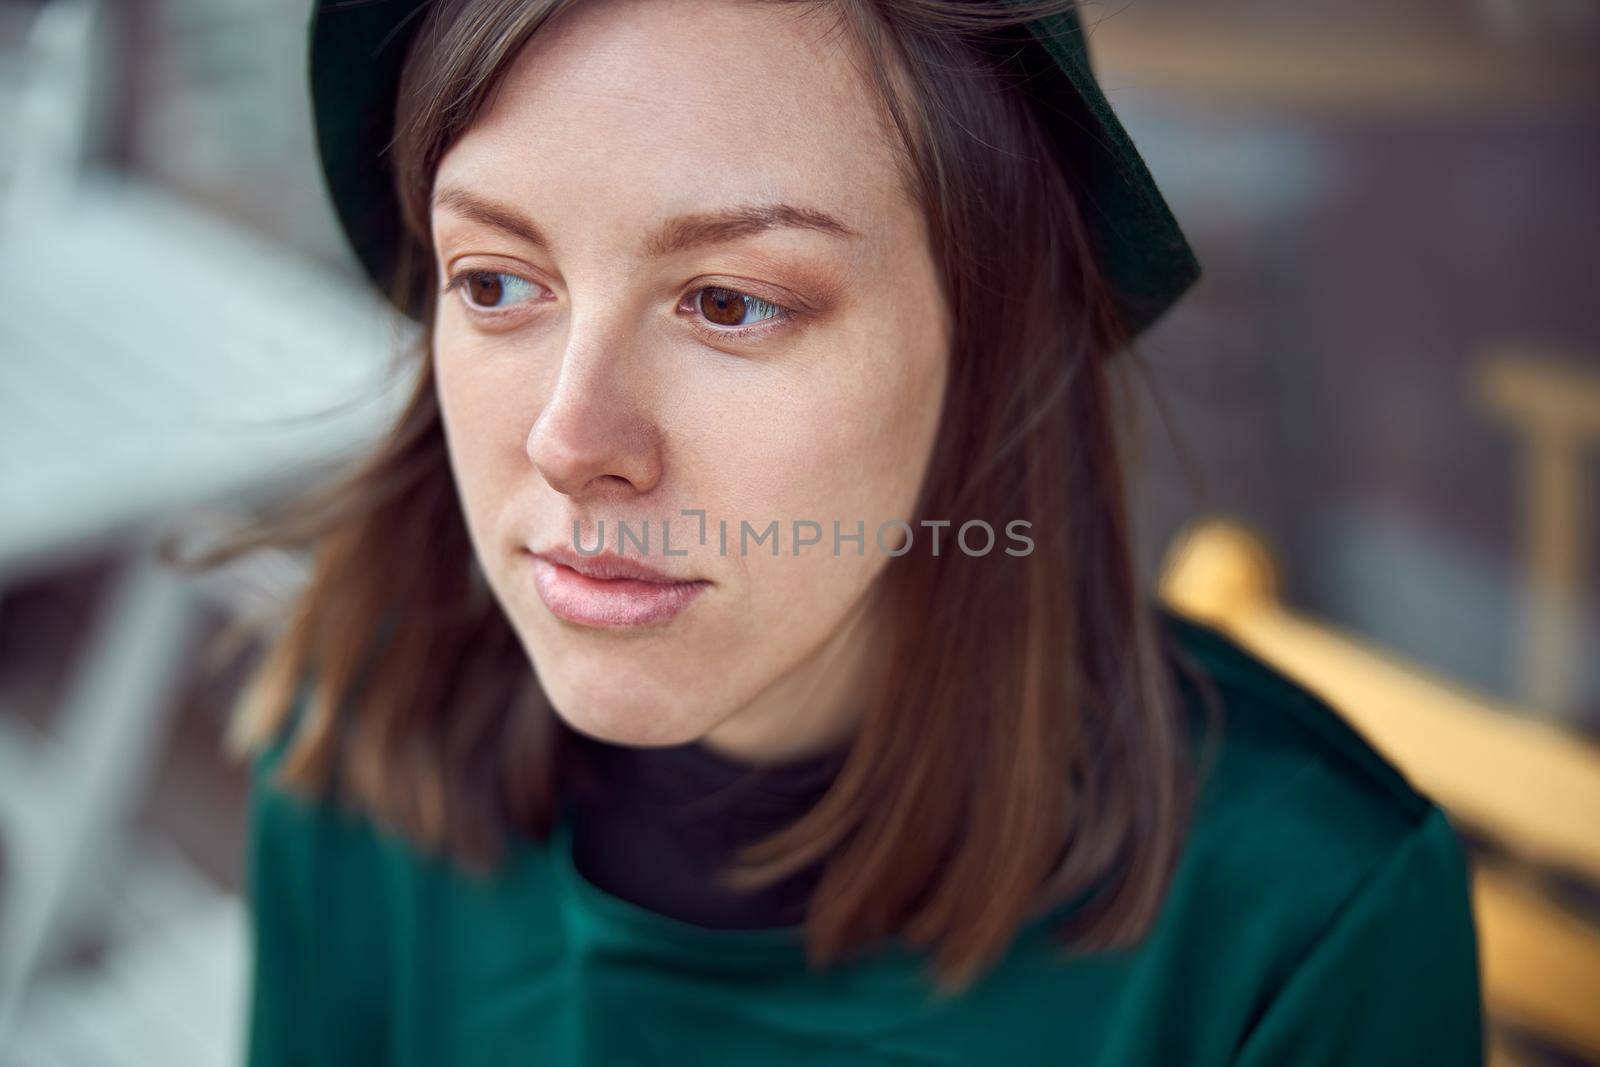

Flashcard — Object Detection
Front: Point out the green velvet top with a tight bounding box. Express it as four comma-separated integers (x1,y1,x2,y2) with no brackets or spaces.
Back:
242,606,1484,1066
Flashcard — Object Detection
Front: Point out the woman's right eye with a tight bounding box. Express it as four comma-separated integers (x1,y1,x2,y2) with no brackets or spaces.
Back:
444,269,542,311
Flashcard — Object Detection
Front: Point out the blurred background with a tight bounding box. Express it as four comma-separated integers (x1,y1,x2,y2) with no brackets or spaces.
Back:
0,0,1595,1063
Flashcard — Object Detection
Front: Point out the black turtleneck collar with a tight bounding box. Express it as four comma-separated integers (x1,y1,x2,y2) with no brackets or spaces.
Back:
562,729,850,929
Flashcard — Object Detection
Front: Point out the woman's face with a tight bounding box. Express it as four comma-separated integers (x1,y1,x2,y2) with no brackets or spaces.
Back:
431,0,949,759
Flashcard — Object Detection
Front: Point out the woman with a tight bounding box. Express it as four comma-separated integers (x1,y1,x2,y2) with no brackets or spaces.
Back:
202,0,1484,1063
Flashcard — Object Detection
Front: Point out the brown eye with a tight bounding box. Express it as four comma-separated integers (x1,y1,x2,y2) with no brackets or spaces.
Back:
698,287,746,325
451,270,538,310
696,287,782,329
467,273,504,306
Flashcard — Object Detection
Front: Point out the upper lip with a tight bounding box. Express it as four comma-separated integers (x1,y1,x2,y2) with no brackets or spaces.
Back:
528,544,703,585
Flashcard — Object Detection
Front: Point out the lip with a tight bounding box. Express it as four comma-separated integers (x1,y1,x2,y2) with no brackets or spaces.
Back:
522,546,709,628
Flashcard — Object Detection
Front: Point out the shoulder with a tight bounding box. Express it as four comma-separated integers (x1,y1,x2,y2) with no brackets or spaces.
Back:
242,687,405,928
1150,603,1480,1000
1148,605,1484,1062
245,688,351,855
1139,607,1472,1062
243,688,412,1061
1156,602,1437,848
242,685,552,913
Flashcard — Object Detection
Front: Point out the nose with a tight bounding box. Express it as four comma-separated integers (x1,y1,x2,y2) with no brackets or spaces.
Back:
525,333,663,499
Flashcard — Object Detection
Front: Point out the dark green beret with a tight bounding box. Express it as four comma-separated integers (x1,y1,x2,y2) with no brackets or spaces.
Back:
308,0,1200,339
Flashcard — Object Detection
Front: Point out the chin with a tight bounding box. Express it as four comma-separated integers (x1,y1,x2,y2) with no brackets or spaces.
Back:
507,610,739,748
535,665,719,749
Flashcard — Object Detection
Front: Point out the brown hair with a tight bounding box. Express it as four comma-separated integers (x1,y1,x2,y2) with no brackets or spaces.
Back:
181,0,1201,995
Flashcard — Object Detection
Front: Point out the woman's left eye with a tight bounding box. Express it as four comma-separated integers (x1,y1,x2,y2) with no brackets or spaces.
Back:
444,270,541,311
687,286,793,335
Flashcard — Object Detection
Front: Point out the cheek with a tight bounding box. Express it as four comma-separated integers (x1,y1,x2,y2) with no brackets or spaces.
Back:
684,312,946,633
432,333,536,536
708,321,946,535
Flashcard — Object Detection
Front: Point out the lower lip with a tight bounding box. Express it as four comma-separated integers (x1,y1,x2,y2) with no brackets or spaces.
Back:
524,553,709,628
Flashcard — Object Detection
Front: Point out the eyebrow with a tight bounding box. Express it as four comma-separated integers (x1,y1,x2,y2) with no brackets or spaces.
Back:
432,184,861,258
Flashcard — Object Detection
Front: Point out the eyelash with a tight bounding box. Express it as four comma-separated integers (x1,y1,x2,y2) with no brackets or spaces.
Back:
439,269,799,342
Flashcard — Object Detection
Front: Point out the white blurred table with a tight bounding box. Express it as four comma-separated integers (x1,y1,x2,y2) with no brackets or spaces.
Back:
0,171,414,574
0,169,415,1036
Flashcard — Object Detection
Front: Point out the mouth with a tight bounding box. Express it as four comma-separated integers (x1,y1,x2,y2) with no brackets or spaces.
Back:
521,547,710,628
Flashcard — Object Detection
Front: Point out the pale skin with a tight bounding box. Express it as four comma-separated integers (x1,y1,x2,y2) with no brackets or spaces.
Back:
431,0,950,765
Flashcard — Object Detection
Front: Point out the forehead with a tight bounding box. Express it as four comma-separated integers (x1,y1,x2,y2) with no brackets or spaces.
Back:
431,0,909,235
